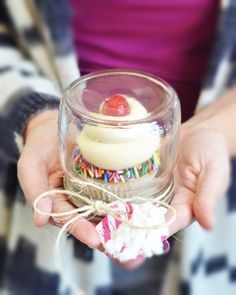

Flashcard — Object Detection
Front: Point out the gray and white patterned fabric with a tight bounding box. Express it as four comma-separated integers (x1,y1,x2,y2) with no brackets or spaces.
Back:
0,0,236,294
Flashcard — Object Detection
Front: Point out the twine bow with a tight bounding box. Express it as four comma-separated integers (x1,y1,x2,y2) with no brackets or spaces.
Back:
34,183,176,230
33,179,176,295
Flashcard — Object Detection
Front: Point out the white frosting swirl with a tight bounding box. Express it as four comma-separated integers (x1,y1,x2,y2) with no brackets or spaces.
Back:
79,97,160,170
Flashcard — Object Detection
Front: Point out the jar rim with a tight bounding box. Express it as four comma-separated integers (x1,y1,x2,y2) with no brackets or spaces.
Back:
63,69,178,125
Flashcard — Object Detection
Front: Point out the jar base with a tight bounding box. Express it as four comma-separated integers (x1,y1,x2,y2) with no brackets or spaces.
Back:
64,174,175,208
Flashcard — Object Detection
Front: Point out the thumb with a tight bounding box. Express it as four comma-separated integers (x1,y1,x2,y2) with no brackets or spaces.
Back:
18,154,52,226
193,162,228,230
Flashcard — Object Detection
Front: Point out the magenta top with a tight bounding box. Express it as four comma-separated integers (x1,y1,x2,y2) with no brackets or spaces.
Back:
70,0,219,121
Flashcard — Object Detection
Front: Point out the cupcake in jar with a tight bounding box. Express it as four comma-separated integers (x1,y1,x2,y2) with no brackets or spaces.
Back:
71,94,161,203
60,70,180,207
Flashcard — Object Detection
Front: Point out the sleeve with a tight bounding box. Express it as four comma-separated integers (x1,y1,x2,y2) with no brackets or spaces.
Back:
0,3,61,162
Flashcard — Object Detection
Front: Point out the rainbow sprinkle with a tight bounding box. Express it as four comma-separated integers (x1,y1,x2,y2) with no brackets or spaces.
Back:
72,146,160,183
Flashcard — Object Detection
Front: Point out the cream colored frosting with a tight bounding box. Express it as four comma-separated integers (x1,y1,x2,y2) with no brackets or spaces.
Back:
79,97,160,170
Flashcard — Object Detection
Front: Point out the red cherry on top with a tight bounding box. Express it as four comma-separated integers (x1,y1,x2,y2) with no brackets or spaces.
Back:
101,95,131,116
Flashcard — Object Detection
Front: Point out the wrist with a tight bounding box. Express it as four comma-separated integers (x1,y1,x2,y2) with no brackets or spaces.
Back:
24,110,58,142
183,114,232,157
190,85,236,157
202,117,234,158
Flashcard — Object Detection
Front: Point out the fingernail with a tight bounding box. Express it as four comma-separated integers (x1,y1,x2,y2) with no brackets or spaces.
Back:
98,243,105,252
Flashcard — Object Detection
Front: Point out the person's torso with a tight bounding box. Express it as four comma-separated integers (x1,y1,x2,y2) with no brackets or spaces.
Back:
70,0,219,120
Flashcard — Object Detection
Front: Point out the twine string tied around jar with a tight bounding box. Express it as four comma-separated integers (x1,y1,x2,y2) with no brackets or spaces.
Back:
33,179,177,295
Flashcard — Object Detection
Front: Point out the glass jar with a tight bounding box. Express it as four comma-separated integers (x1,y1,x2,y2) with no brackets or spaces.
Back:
59,69,180,207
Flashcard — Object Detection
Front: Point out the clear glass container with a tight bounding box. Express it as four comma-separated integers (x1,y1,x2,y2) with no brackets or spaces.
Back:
59,69,180,206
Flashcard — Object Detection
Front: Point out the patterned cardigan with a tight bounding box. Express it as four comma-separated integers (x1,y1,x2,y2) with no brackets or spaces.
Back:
1,0,236,295
0,0,236,160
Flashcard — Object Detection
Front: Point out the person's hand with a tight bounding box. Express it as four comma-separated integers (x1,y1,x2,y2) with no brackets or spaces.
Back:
17,110,145,269
121,122,231,269
169,121,231,236
17,110,102,249
17,111,145,269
